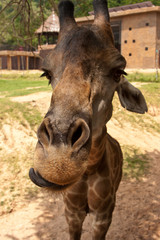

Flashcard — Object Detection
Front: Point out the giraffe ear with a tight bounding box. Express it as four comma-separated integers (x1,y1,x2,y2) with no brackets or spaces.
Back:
116,79,148,114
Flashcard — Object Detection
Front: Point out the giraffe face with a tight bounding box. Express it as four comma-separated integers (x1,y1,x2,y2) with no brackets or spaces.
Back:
29,1,147,191
30,29,126,190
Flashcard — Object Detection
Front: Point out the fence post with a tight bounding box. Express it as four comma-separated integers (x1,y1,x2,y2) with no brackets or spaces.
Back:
7,55,12,70
26,56,29,70
17,56,20,70
0,57,2,69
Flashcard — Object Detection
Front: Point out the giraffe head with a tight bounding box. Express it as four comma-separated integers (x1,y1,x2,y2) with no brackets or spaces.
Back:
29,0,147,191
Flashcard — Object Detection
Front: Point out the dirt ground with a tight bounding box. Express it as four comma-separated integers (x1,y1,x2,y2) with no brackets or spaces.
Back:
0,91,160,240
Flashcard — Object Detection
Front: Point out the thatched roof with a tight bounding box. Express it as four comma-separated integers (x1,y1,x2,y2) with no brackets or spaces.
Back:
36,10,59,34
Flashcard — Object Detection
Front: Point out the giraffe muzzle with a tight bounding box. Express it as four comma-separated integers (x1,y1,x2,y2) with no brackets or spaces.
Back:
37,118,90,152
29,118,91,188
29,168,72,190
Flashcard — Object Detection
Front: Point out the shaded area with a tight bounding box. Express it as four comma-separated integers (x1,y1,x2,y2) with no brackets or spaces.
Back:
108,150,160,240
0,150,159,240
122,146,149,179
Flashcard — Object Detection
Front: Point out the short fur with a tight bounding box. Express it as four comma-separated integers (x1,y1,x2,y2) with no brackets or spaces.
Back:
29,1,147,239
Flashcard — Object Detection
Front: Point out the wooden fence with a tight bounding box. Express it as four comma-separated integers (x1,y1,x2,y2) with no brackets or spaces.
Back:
0,51,41,70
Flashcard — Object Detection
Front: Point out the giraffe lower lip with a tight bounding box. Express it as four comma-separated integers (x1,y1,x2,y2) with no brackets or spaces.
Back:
29,168,71,190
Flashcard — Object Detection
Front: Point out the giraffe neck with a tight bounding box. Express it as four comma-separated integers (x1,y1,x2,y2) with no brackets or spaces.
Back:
87,125,107,174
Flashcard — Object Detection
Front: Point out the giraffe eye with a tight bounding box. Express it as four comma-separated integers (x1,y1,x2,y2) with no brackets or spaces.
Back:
40,70,52,85
113,69,127,82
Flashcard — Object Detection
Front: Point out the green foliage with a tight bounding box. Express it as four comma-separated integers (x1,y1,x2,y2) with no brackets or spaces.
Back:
72,0,93,17
0,0,159,49
109,0,160,7
0,0,53,49
72,0,160,15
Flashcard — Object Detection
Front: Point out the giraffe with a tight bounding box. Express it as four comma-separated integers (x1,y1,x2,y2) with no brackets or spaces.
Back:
29,0,147,239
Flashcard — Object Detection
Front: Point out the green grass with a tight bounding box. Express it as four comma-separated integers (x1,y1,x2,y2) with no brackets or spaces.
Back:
0,72,159,215
0,98,42,130
0,73,49,215
140,82,160,107
0,73,49,129
0,150,39,215
0,73,51,97
112,80,160,133
122,146,149,180
127,72,160,82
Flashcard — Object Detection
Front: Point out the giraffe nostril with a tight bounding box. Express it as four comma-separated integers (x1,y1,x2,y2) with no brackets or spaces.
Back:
68,119,90,152
37,118,52,146
71,125,83,146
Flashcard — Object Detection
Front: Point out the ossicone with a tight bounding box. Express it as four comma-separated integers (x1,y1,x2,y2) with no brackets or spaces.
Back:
58,0,77,34
93,0,110,23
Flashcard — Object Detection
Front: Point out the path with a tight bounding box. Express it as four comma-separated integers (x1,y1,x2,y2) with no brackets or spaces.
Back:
0,91,160,240
0,149,159,240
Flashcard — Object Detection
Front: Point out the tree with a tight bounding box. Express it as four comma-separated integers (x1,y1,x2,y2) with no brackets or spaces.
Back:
0,0,159,50
0,0,54,50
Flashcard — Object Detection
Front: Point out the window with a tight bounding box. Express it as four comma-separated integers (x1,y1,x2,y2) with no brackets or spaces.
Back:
111,21,121,52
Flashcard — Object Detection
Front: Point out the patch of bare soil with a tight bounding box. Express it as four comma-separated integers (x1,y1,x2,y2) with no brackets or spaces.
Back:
148,106,160,123
0,120,36,155
11,91,52,115
0,91,160,240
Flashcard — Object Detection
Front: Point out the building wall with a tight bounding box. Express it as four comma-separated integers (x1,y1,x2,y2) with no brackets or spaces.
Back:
37,9,160,69
121,12,157,68
156,12,160,68
157,12,160,40
77,11,159,69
